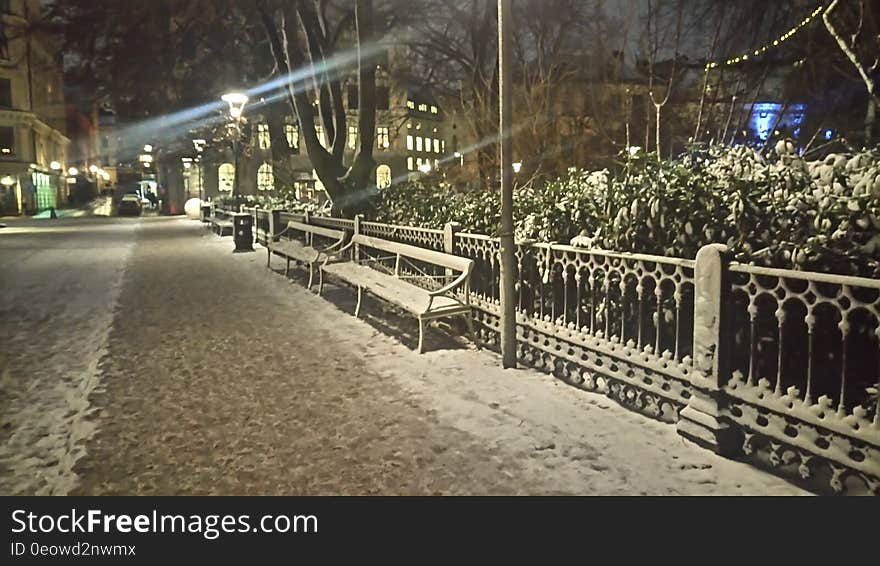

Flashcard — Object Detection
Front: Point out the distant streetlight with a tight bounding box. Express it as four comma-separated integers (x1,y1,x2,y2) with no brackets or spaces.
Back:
418,162,432,173
221,91,249,207
1,175,15,187
50,161,61,171
68,167,78,176
88,165,98,174
143,144,153,153
512,161,522,173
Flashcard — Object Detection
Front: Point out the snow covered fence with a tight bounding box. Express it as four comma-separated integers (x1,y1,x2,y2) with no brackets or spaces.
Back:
242,209,880,493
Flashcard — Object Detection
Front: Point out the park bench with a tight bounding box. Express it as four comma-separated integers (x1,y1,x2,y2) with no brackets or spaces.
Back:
267,221,347,290
210,208,234,236
320,234,476,353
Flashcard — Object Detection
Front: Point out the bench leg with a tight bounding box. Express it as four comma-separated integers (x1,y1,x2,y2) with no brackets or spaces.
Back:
318,268,325,295
307,263,314,290
285,258,290,277
267,247,271,269
355,286,363,318
418,318,425,354
465,312,480,349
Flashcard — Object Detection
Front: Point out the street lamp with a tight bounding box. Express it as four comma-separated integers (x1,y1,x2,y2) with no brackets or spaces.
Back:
512,162,522,174
193,139,206,204
221,92,248,208
418,162,432,174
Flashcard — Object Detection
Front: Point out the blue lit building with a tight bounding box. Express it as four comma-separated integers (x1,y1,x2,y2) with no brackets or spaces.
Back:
744,102,806,142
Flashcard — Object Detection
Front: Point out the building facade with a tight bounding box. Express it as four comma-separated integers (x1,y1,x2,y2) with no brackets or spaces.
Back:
0,0,69,215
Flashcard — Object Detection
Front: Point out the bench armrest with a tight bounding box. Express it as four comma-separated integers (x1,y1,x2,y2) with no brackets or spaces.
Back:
428,271,470,298
321,239,355,266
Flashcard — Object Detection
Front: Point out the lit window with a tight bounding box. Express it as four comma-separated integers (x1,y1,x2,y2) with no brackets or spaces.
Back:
407,156,414,171
407,100,415,109
406,135,413,151
418,103,427,112
416,136,423,151
434,159,439,170
376,164,392,189
430,105,438,114
348,126,358,150
218,163,234,191
433,138,440,153
257,123,271,150
377,126,390,149
407,122,412,129
257,162,274,191
416,157,422,169
285,123,299,150
315,125,325,147
441,140,445,153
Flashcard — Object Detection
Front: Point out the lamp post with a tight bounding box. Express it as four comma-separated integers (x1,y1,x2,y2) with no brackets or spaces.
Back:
498,0,516,368
193,138,206,204
221,92,248,209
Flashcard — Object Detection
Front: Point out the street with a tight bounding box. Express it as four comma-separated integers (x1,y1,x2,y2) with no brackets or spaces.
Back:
0,217,807,495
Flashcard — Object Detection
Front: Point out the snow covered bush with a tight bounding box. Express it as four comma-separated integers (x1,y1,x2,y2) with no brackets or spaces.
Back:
370,145,880,277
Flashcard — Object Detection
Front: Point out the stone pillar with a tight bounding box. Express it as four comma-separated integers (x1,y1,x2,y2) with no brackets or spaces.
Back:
353,214,362,263
676,243,739,455
443,221,460,278
270,209,283,241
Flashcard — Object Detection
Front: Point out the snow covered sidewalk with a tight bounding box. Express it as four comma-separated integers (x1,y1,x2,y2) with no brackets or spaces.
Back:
60,218,805,495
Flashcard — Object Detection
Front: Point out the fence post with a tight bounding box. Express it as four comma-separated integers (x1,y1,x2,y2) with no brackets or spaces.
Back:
303,210,310,225
353,214,362,262
676,243,739,456
270,209,281,241
443,221,460,279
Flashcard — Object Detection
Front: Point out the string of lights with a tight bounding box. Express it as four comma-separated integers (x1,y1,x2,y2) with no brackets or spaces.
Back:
704,4,826,70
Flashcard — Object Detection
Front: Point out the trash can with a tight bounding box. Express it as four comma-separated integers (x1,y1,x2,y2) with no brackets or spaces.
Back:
232,212,254,253
201,204,212,223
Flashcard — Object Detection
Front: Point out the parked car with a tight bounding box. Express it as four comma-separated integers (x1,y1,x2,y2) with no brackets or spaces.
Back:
117,194,143,216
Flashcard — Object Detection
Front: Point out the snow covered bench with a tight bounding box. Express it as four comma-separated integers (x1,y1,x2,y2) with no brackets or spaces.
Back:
210,209,235,236
320,234,476,353
267,221,346,290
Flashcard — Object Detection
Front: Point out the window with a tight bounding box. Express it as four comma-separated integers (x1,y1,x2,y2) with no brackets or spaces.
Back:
315,125,325,147
416,136,422,152
376,164,391,189
433,138,440,153
430,105,438,114
257,163,274,191
416,157,422,169
441,139,446,153
406,100,415,109
377,126,390,150
348,126,358,150
407,156,414,171
257,124,271,150
434,159,439,170
418,103,428,112
218,163,234,191
406,135,413,151
285,123,299,151
0,78,10,107
348,85,359,109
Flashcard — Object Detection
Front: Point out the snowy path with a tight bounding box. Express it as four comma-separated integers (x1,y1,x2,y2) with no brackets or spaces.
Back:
63,218,805,495
0,217,137,495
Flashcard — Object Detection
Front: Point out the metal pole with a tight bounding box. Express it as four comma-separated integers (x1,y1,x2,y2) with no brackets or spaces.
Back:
498,0,517,368
232,119,241,209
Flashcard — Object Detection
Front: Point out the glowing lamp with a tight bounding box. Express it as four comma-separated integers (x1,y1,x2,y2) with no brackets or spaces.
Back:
512,162,522,173
1,175,15,186
50,161,62,170
418,163,431,173
68,167,78,176
221,92,249,119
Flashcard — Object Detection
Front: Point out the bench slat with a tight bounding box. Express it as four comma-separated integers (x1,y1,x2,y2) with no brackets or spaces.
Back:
352,234,473,273
269,239,320,261
288,221,345,240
